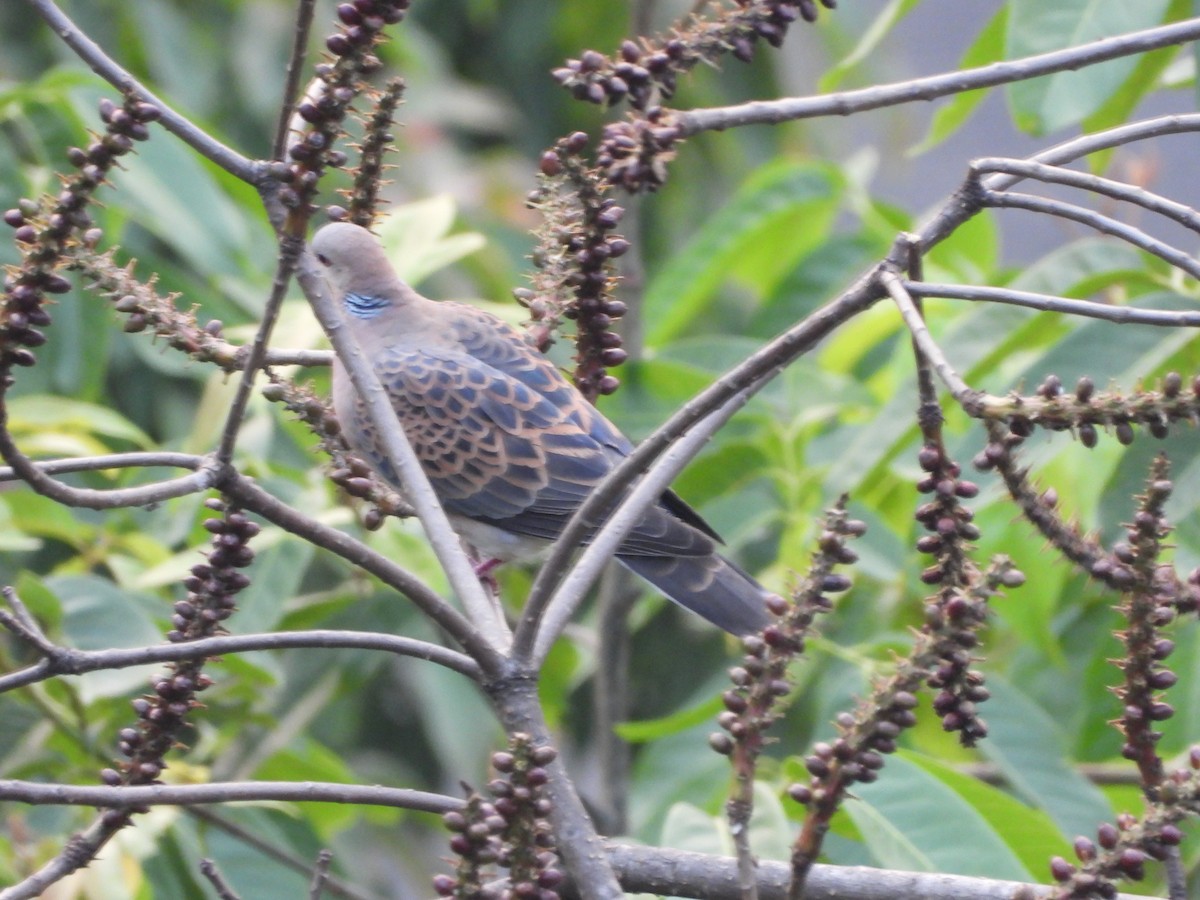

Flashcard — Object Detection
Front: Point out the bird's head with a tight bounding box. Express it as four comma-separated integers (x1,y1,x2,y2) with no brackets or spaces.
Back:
310,222,400,317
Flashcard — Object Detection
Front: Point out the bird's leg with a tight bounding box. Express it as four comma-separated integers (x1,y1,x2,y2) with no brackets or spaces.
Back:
473,556,504,591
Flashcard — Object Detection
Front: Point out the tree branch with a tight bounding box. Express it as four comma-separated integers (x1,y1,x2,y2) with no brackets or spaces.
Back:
905,281,1200,327
605,843,1159,900
221,473,504,672
525,387,755,666
677,17,1200,135
0,626,480,694
0,778,461,815
293,249,513,663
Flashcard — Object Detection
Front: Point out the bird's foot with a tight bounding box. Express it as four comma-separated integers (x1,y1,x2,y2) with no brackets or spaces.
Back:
473,556,503,593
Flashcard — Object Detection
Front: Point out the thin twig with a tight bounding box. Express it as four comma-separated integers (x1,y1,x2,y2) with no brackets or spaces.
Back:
200,859,243,900
0,419,220,508
0,627,480,694
881,269,975,404
273,0,318,161
981,188,1200,281
0,778,462,814
25,0,261,184
973,157,1200,235
904,281,1200,326
678,17,1200,135
188,808,372,900
215,237,302,465
308,849,335,900
0,451,205,481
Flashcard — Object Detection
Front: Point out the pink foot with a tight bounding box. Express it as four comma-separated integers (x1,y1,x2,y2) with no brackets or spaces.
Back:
473,557,503,593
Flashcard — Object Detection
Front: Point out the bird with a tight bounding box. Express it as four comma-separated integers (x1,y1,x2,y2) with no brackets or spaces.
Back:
311,221,774,635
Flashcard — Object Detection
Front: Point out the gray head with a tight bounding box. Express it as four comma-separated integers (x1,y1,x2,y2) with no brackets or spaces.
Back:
311,222,398,298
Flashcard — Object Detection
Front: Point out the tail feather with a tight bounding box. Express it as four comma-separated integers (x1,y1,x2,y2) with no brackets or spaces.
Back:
616,551,773,636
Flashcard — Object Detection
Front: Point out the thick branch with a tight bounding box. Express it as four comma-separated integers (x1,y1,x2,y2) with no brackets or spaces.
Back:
678,18,1200,134
606,844,1157,900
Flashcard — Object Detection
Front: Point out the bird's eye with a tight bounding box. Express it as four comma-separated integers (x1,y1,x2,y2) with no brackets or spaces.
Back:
316,253,330,266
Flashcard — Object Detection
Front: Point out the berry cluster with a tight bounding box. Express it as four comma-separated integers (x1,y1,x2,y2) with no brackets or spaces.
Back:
709,502,861,762
260,376,411,527
553,1,836,111
277,0,410,230
1049,766,1200,900
98,500,257,829
434,737,561,899
1,94,159,373
338,76,406,227
1110,459,1184,788
596,108,681,194
788,557,1019,892
974,372,1198,449
522,133,630,402
913,441,1014,746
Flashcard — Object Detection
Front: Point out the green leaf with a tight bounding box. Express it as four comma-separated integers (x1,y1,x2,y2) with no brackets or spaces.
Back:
376,195,486,286
645,161,844,346
1006,0,1173,135
8,395,154,453
976,676,1114,840
49,574,165,703
615,694,723,743
904,753,1073,876
848,751,1032,879
819,0,923,92
909,8,1008,155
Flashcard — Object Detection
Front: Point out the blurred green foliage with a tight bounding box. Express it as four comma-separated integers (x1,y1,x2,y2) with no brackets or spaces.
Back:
2,1,1200,896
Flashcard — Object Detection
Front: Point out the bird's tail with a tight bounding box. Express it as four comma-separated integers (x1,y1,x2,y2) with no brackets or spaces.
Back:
616,552,774,636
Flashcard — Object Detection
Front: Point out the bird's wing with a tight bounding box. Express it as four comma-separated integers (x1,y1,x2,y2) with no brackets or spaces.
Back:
357,344,712,556
445,302,724,543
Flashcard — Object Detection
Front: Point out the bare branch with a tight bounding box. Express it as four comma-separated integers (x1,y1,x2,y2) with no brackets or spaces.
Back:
606,843,1159,900
24,0,261,184
200,859,243,900
273,0,319,162
973,158,1200,235
0,451,205,482
293,249,512,659
0,778,461,814
0,422,219,508
308,849,335,900
215,235,302,465
882,268,976,404
515,273,884,653
221,474,504,672
678,18,1200,135
0,627,480,695
980,188,1200,281
905,282,1200,327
